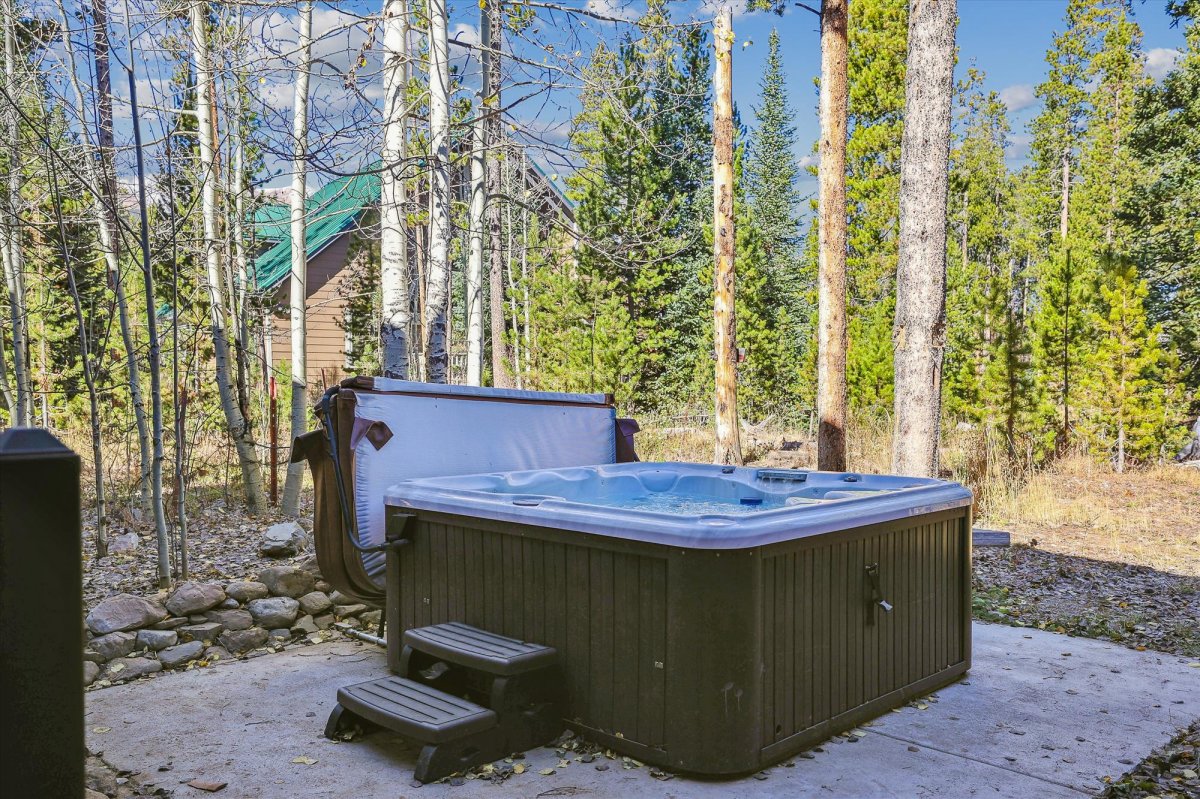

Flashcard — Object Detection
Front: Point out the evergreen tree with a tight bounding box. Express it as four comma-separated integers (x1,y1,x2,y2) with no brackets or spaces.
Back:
1124,0,1200,398
1077,256,1173,467
746,28,802,311
565,0,711,407
944,71,1034,447
844,0,907,411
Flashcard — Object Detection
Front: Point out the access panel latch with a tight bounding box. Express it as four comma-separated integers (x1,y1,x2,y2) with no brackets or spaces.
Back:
865,562,893,625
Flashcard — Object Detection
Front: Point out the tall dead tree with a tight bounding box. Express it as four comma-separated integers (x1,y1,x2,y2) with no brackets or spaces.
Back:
712,5,742,466
483,1,511,388
190,0,266,512
380,0,411,380
892,0,956,477
424,0,450,383
282,0,313,515
816,0,849,472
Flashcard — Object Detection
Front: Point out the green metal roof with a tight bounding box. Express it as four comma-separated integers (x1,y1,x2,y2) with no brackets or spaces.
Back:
253,202,291,243
253,169,381,291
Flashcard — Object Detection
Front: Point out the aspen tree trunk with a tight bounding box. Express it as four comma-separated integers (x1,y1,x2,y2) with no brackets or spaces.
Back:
191,1,266,512
88,0,152,499
892,0,956,478
424,0,451,383
466,106,485,386
483,2,512,388
282,1,313,515
817,0,849,472
712,5,741,466
122,0,171,585
1,0,30,427
0,298,13,413
380,0,411,380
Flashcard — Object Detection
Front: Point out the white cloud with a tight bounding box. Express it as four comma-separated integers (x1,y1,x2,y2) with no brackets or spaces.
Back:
998,83,1037,113
798,154,819,168
586,0,640,22
1145,48,1180,82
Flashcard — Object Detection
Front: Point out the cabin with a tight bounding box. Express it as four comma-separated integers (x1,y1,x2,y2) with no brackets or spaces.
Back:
253,150,575,391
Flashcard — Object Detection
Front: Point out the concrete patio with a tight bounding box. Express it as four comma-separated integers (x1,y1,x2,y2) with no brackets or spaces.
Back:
85,621,1199,798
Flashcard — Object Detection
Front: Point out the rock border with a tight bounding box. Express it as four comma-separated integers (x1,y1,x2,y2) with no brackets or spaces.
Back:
83,559,377,689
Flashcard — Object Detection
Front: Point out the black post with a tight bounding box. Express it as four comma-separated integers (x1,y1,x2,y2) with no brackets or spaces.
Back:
0,429,84,796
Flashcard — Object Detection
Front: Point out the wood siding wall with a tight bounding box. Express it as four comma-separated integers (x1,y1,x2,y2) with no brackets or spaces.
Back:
269,232,354,386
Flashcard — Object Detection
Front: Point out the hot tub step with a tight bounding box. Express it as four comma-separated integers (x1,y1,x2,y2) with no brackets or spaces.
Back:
326,674,560,783
330,676,497,743
403,622,557,676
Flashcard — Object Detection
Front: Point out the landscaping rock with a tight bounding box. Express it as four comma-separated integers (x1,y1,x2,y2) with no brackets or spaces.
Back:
328,590,350,606
205,608,253,631
259,521,310,557
226,581,269,603
315,580,332,593
360,609,382,628
218,627,268,654
90,631,136,660
246,597,299,628
296,553,323,577
268,628,292,642
334,603,368,620
291,615,319,636
136,629,178,652
83,661,100,687
165,582,226,616
82,649,104,664
178,622,224,644
158,641,205,669
107,532,139,554
313,614,335,630
86,757,118,795
151,617,188,630
203,645,232,662
85,593,167,634
297,591,332,616
106,656,162,682
218,598,239,609
187,614,209,623
258,565,316,599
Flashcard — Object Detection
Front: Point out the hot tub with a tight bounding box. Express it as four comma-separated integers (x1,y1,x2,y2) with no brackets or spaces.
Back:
383,462,973,775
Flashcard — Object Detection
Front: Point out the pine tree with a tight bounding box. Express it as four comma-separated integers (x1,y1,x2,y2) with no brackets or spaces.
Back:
1124,0,1200,396
746,28,802,314
1077,256,1173,468
844,0,907,411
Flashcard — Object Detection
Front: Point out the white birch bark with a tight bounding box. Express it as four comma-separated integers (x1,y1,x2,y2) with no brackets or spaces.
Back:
2,0,30,427
281,0,313,515
466,104,485,386
424,0,451,383
191,0,266,512
892,0,956,477
380,0,411,379
482,2,511,388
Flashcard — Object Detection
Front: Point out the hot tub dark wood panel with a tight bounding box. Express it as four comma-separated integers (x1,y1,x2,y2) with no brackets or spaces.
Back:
385,506,972,775
389,518,670,750
758,512,970,752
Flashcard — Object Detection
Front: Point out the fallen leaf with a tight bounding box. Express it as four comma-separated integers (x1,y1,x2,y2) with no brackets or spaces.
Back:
538,768,555,775
92,726,111,734
512,763,525,774
291,755,318,765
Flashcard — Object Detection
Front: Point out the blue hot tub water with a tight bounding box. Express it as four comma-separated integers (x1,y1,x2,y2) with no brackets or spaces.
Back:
386,463,974,549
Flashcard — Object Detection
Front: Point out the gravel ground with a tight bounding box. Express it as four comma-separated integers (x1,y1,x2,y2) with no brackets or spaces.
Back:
1097,719,1200,799
973,545,1200,658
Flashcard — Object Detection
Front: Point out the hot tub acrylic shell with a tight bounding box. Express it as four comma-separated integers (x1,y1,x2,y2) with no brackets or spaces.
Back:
383,463,974,775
